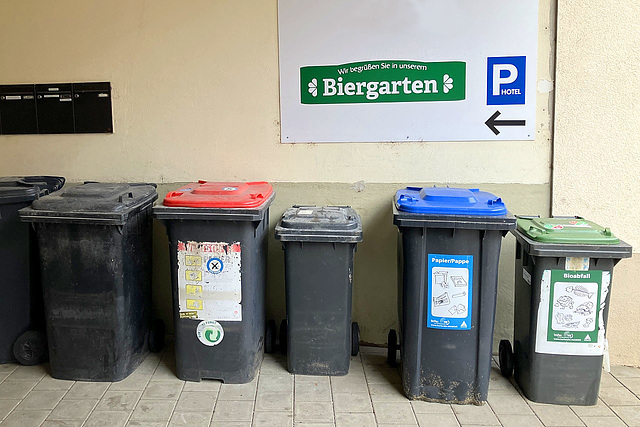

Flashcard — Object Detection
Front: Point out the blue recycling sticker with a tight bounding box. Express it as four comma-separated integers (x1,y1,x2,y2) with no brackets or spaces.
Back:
427,254,473,330
207,257,224,274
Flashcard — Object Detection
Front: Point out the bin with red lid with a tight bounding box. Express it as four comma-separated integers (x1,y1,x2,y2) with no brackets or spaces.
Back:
154,181,275,383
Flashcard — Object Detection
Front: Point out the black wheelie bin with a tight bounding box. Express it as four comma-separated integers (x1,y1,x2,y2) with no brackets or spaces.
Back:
0,176,64,365
20,182,161,381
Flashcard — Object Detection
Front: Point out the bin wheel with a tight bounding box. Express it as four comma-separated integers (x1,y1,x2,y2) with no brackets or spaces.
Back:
499,339,514,378
351,322,360,356
148,319,166,353
13,330,48,366
387,329,398,367
279,319,287,355
265,320,277,354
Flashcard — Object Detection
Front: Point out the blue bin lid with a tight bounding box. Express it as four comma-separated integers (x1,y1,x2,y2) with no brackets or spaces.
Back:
394,186,508,216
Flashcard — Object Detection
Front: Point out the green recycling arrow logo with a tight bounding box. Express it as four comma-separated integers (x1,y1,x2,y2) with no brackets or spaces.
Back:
197,320,224,346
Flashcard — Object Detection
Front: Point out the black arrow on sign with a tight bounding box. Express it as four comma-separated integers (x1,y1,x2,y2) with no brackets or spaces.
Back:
485,111,526,135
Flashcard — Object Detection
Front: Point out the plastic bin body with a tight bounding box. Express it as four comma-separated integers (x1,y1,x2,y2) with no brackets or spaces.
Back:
154,181,274,384
0,177,65,363
512,217,632,405
20,183,157,381
275,206,363,376
393,187,515,404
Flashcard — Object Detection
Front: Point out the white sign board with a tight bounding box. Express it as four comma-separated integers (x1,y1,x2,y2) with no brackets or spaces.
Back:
278,0,539,143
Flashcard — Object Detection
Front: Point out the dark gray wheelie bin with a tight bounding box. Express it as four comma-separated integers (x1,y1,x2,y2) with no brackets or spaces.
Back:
499,216,632,405
275,206,363,375
154,181,274,384
0,176,65,365
389,186,515,404
20,182,160,381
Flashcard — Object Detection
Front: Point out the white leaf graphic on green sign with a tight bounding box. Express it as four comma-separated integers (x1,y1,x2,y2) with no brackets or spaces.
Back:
308,78,318,97
443,74,454,94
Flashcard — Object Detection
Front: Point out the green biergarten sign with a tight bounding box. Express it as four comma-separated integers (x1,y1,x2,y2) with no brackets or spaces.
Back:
300,60,466,104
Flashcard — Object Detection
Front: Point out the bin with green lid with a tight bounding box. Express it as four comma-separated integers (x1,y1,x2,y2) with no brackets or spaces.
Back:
499,216,632,405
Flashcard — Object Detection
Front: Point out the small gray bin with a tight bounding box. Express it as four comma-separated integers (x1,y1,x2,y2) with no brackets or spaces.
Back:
275,206,363,376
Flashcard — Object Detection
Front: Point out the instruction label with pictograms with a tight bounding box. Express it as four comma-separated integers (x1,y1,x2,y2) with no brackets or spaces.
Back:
427,254,473,330
177,241,242,322
535,270,609,356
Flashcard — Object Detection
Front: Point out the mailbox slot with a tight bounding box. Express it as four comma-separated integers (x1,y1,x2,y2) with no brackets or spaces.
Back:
73,82,113,133
0,84,37,134
36,83,74,134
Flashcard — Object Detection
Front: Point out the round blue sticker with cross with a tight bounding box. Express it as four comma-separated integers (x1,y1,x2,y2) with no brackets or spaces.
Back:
207,257,224,274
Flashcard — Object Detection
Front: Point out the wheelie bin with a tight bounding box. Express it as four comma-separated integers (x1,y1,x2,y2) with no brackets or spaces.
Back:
0,176,65,365
275,206,363,376
154,181,274,384
388,186,515,404
499,216,632,405
20,182,161,381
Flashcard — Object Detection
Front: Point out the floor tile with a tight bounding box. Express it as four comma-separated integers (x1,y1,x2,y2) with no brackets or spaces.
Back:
414,412,459,427
610,405,640,425
218,382,258,401
140,381,183,399
0,379,38,399
65,382,110,399
41,420,84,427
333,392,373,413
169,411,211,426
580,416,626,426
368,382,407,402
15,390,66,410
410,400,453,414
6,365,48,381
83,410,130,427
570,399,616,417
530,404,585,426
174,390,216,412
295,401,335,423
610,366,640,378
330,375,369,394
0,399,20,420
47,398,98,420
451,404,500,425
95,390,142,412
253,410,294,426
335,412,377,427
600,372,622,388
372,401,416,424
130,399,176,421
126,421,167,427
295,379,331,402
363,366,401,384
210,422,251,427
34,377,75,391
617,376,640,396
1,409,50,427
599,386,640,406
487,391,533,415
258,375,294,393
182,379,222,392
255,391,293,412
260,356,289,376
109,373,152,391
294,375,330,384
497,414,544,427
0,364,19,374
211,400,254,422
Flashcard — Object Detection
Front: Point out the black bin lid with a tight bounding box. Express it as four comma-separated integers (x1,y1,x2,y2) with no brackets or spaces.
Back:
275,206,363,243
20,182,157,225
0,176,65,205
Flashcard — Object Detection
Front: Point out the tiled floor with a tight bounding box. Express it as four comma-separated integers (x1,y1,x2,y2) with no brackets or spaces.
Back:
1,346,639,426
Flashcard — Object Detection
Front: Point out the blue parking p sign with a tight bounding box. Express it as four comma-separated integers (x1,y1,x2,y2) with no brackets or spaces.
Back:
487,56,526,105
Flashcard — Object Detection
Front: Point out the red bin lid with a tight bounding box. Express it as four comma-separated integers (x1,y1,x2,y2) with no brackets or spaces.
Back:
162,181,274,208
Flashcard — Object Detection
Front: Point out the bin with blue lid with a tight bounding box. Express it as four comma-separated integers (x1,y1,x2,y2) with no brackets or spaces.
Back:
0,176,65,366
389,186,516,404
498,216,632,405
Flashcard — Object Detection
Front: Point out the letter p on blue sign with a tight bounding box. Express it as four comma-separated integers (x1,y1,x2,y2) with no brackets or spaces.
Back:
487,56,526,105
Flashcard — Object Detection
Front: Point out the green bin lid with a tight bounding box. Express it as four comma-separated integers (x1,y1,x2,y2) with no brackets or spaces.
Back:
516,216,619,245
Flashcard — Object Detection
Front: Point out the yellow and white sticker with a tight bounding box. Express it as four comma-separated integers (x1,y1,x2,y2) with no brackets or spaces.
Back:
177,241,242,322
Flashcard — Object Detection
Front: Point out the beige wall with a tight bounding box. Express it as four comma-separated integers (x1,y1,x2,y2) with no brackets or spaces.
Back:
554,0,640,365
0,2,562,355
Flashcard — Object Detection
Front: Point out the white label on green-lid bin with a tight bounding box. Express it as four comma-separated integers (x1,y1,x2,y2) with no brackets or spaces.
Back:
177,241,242,322
427,254,473,330
535,270,609,356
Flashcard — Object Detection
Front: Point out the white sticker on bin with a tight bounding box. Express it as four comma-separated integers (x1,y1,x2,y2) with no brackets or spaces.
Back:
297,209,314,216
177,241,242,322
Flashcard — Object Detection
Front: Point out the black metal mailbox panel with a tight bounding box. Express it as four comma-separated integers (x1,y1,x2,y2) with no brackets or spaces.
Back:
36,83,74,134
0,85,37,135
73,82,112,133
